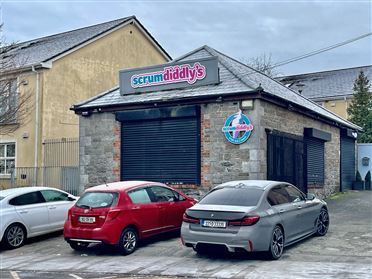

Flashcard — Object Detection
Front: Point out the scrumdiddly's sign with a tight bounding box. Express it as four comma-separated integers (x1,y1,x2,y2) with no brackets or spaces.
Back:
120,57,219,95
222,110,254,144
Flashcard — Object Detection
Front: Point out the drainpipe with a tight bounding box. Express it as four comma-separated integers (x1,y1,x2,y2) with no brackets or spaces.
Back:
32,66,40,186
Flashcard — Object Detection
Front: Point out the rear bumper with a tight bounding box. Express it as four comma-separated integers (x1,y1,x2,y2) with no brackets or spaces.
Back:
181,222,271,252
63,221,121,245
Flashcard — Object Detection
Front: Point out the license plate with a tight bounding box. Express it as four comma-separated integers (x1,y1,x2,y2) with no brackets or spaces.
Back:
202,220,227,228
78,216,96,223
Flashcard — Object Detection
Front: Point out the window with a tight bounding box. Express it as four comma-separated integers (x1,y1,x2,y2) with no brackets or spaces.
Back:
9,191,45,206
76,192,118,208
149,186,177,202
284,185,305,203
0,142,15,175
41,190,69,202
0,79,17,123
128,188,151,204
267,186,291,206
199,187,263,206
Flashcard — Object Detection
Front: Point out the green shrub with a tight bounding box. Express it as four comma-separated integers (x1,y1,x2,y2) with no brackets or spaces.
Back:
356,170,363,182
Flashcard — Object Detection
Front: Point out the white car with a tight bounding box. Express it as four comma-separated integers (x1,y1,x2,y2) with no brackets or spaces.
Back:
0,186,78,249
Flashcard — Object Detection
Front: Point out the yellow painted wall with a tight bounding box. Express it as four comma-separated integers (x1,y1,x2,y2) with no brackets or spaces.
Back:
41,23,167,140
1,21,168,187
320,99,352,120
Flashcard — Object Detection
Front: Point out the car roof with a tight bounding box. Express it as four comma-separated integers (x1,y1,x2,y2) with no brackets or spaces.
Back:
0,186,65,198
215,180,284,190
85,181,164,192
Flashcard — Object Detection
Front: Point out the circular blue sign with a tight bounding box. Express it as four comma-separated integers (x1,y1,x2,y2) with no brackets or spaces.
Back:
222,110,254,145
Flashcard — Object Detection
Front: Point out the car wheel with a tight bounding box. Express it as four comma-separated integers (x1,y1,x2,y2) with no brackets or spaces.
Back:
118,227,138,255
3,224,26,249
315,208,329,236
69,241,89,251
266,225,284,260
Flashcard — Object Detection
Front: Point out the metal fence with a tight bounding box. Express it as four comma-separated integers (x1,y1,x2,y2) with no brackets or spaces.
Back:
43,138,79,167
10,166,80,196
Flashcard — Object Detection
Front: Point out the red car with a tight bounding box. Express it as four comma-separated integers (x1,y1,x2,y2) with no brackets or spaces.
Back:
64,181,195,254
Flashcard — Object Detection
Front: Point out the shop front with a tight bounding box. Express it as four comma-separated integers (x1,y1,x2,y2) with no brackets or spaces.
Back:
72,45,360,198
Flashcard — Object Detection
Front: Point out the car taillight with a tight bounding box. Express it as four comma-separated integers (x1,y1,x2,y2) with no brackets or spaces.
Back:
105,210,121,222
229,216,260,226
183,213,199,224
67,209,72,221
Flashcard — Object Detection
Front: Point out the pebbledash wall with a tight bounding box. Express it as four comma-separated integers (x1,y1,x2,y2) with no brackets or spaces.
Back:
75,46,359,198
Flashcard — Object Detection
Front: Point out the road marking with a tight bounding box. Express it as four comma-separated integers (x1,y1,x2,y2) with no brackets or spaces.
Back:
10,271,21,279
69,274,84,279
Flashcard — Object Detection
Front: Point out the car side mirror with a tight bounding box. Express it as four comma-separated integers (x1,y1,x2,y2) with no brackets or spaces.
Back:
306,193,316,200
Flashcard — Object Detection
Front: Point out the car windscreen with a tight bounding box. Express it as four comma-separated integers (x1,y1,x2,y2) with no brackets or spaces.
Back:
199,187,263,206
76,192,118,209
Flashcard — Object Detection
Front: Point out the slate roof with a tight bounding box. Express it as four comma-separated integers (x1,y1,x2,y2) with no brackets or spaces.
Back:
276,65,372,100
1,16,171,70
73,45,361,131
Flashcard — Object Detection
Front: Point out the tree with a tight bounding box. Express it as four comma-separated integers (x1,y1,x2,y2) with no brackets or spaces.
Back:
347,71,372,143
245,53,279,77
0,27,33,135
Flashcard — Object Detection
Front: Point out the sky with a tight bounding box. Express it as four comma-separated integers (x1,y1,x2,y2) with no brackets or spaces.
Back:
1,0,371,76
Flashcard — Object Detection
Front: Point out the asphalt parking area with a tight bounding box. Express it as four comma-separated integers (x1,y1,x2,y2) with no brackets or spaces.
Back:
1,191,371,279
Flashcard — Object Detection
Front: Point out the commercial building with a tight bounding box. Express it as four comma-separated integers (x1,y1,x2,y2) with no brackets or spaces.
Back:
72,46,361,197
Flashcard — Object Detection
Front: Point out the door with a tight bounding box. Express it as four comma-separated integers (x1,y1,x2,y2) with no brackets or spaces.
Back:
40,190,74,231
148,186,186,229
127,187,161,237
284,185,317,237
267,132,306,193
267,185,298,244
10,191,49,236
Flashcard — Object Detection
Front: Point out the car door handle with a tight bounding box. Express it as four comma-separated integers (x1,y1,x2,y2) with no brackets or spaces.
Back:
48,206,57,210
132,206,141,210
279,209,285,213
297,205,302,209
19,210,28,214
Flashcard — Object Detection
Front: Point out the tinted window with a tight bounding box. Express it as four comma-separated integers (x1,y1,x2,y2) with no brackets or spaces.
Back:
128,188,151,204
41,190,69,202
285,185,305,202
267,186,291,206
199,187,263,206
150,186,177,202
76,192,118,209
9,191,45,206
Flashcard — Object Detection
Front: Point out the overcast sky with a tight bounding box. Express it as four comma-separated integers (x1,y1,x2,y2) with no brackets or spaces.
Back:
1,0,371,76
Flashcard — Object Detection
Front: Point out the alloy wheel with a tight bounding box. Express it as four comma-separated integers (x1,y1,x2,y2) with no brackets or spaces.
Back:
316,209,329,236
6,225,25,248
120,228,138,255
270,226,284,259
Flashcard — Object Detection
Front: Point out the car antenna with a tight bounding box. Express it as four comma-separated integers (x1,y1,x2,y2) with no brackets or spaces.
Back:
103,178,109,187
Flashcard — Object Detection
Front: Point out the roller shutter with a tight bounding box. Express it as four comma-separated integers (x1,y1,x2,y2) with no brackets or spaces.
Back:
120,111,200,184
340,136,355,191
306,137,325,186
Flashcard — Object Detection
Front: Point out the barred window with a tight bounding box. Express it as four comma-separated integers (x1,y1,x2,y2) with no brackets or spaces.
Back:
0,142,15,175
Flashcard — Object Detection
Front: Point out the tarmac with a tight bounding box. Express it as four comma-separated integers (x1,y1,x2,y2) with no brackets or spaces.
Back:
0,190,371,279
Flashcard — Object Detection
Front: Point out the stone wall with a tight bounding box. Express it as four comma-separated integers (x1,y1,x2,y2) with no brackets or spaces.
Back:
200,101,261,193
258,100,340,198
79,113,120,192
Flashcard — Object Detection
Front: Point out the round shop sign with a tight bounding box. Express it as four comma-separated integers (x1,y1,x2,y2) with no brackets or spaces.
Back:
222,110,254,145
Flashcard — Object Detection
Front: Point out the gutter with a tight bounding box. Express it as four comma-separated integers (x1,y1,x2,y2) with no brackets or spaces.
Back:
31,66,40,185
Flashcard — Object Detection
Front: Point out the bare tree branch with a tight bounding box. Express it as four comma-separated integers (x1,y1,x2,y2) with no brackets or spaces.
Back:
0,32,34,135
244,53,280,78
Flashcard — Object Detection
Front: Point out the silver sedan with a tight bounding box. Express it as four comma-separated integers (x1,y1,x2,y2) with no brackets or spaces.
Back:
181,180,329,260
